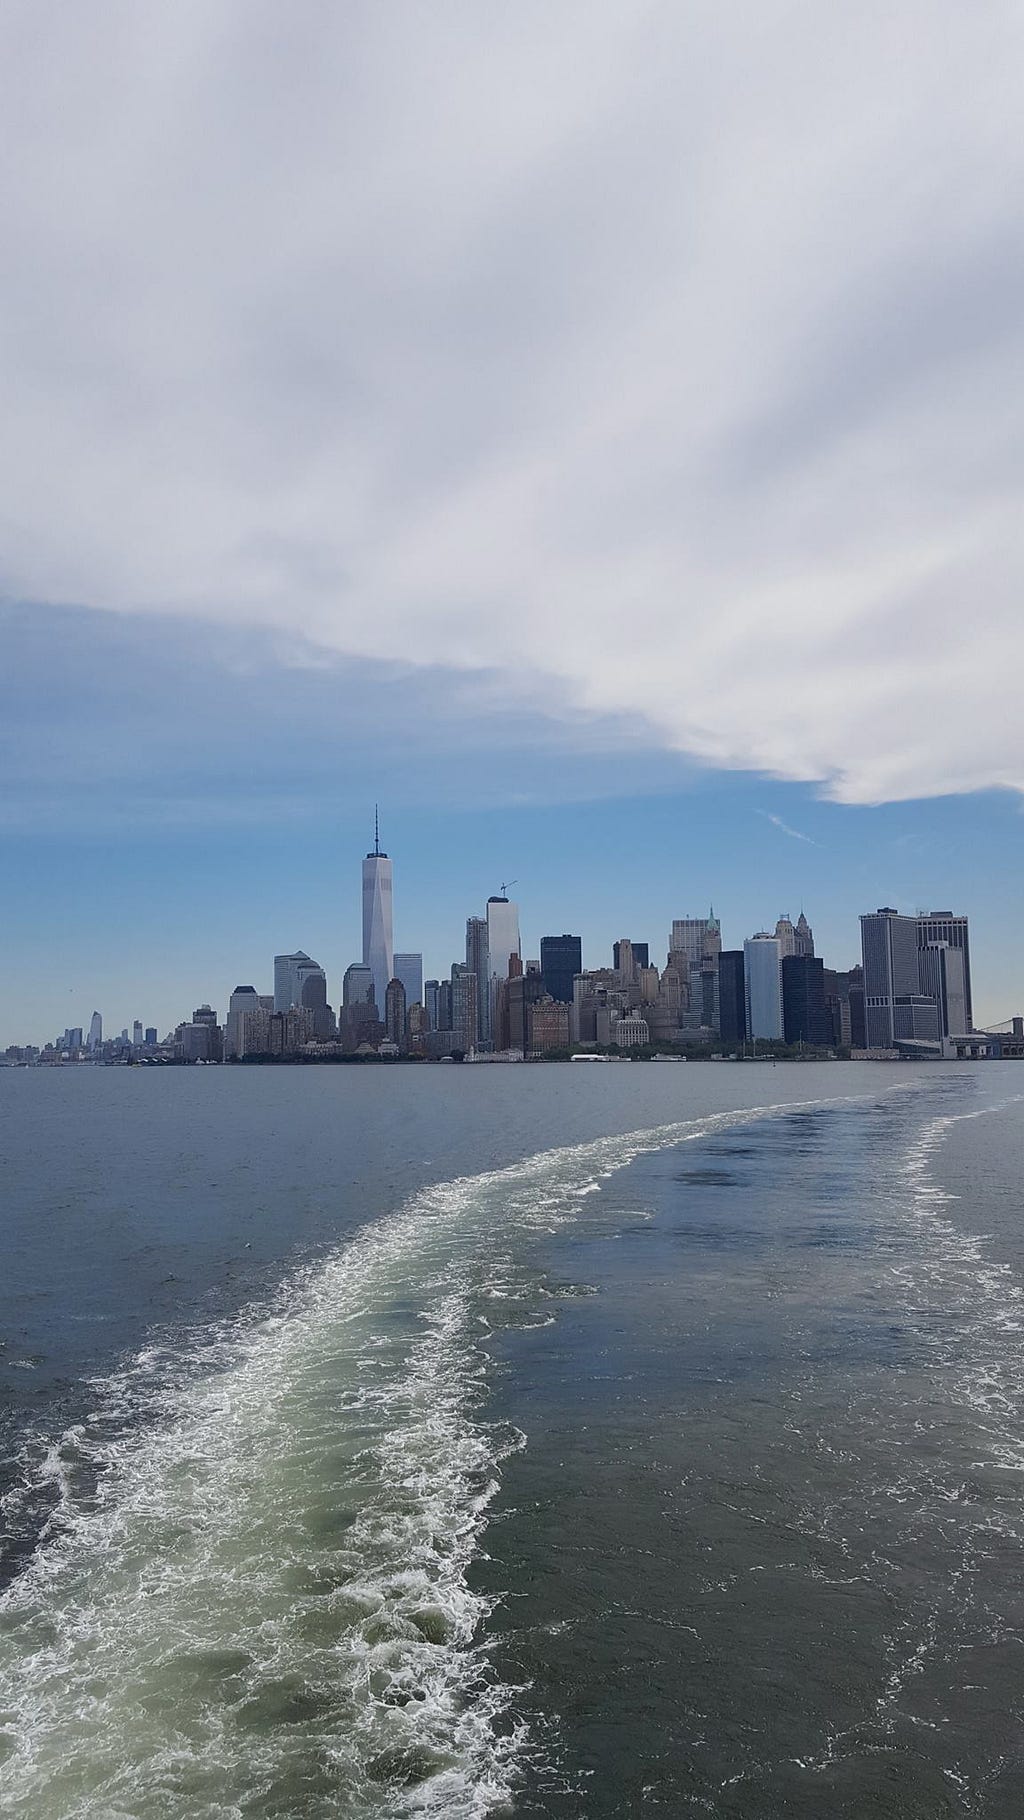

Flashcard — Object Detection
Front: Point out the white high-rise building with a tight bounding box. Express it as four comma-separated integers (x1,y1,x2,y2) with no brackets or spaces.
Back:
486,895,520,982
744,935,784,1040
362,811,394,1016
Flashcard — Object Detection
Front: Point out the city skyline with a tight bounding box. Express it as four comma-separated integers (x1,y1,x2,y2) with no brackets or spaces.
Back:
4,807,1010,1061
4,788,1019,1048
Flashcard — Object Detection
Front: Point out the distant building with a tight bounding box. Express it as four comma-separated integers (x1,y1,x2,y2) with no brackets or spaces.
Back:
528,996,570,1054
132,1021,143,1048
670,915,720,969
540,934,582,1004
394,952,423,1012
861,908,925,1048
274,951,314,1013
362,812,394,1016
486,895,520,984
87,1011,103,1051
465,917,491,1046
144,1027,157,1047
508,970,546,1053
298,968,335,1040
917,912,972,1029
613,940,649,971
225,987,261,1058
918,942,968,1040
718,951,747,1045
450,964,478,1055
385,977,407,1051
423,980,439,1030
781,955,831,1046
342,963,374,1007
614,1014,650,1049
744,936,784,1040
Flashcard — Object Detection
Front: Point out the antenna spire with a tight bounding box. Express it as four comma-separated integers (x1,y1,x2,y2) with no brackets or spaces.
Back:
374,803,380,857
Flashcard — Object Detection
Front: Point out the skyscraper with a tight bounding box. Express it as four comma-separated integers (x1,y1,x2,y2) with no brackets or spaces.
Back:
384,977,407,1050
362,809,394,1016
486,894,520,1036
88,1011,103,1050
540,934,582,1004
394,952,423,1010
465,916,491,1045
613,940,649,971
860,908,921,1048
744,936,784,1040
342,963,374,1006
781,955,830,1045
450,964,478,1055
718,951,746,1044
486,895,520,981
916,912,972,1029
274,951,313,1013
225,986,261,1058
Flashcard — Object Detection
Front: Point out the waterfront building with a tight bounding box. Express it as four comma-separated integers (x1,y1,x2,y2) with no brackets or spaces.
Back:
781,955,831,1046
144,1027,157,1047
465,916,491,1045
917,912,972,1029
87,1011,103,1050
528,996,570,1054
362,811,394,1017
860,908,925,1048
384,977,407,1051
744,936,784,1040
423,980,439,1030
614,1014,650,1049
918,942,968,1040
718,951,747,1045
540,934,582,1004
132,1021,143,1048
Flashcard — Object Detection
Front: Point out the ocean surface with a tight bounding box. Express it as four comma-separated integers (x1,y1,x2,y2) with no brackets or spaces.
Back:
2,1061,1023,1816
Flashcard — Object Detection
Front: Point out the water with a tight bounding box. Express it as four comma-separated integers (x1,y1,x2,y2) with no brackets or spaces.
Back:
1,1063,1023,1814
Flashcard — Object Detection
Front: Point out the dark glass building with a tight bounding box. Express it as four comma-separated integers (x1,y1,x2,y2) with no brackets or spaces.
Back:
782,955,831,1046
717,951,746,1044
540,934,582,1004
613,940,649,971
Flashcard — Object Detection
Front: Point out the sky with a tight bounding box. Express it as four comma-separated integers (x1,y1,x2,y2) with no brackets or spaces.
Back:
2,1,1022,1043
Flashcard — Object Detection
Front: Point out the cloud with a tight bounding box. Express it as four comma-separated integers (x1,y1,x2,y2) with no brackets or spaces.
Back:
1,1,1022,804
759,813,819,847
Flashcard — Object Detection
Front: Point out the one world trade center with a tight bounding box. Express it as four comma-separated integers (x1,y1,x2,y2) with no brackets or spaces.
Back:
362,809,394,1016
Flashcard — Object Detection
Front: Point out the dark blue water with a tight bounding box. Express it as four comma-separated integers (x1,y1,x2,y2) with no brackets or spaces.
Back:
1,1063,1023,1814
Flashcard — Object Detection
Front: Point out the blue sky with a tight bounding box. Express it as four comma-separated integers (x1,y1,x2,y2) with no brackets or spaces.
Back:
3,602,1019,1042
1,4,1022,1042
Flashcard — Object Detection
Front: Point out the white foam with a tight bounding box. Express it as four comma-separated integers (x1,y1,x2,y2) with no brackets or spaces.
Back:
0,1089,909,1816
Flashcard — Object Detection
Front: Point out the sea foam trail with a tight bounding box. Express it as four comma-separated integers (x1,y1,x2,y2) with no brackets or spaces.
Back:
0,1093,891,1819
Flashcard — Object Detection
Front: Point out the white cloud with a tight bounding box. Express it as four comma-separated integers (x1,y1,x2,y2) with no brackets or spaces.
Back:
1,0,1022,803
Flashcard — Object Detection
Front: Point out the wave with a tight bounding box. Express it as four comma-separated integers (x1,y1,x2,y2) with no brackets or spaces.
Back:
0,1091,910,1818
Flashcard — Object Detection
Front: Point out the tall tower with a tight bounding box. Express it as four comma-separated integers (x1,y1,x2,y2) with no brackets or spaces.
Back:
362,807,394,1014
